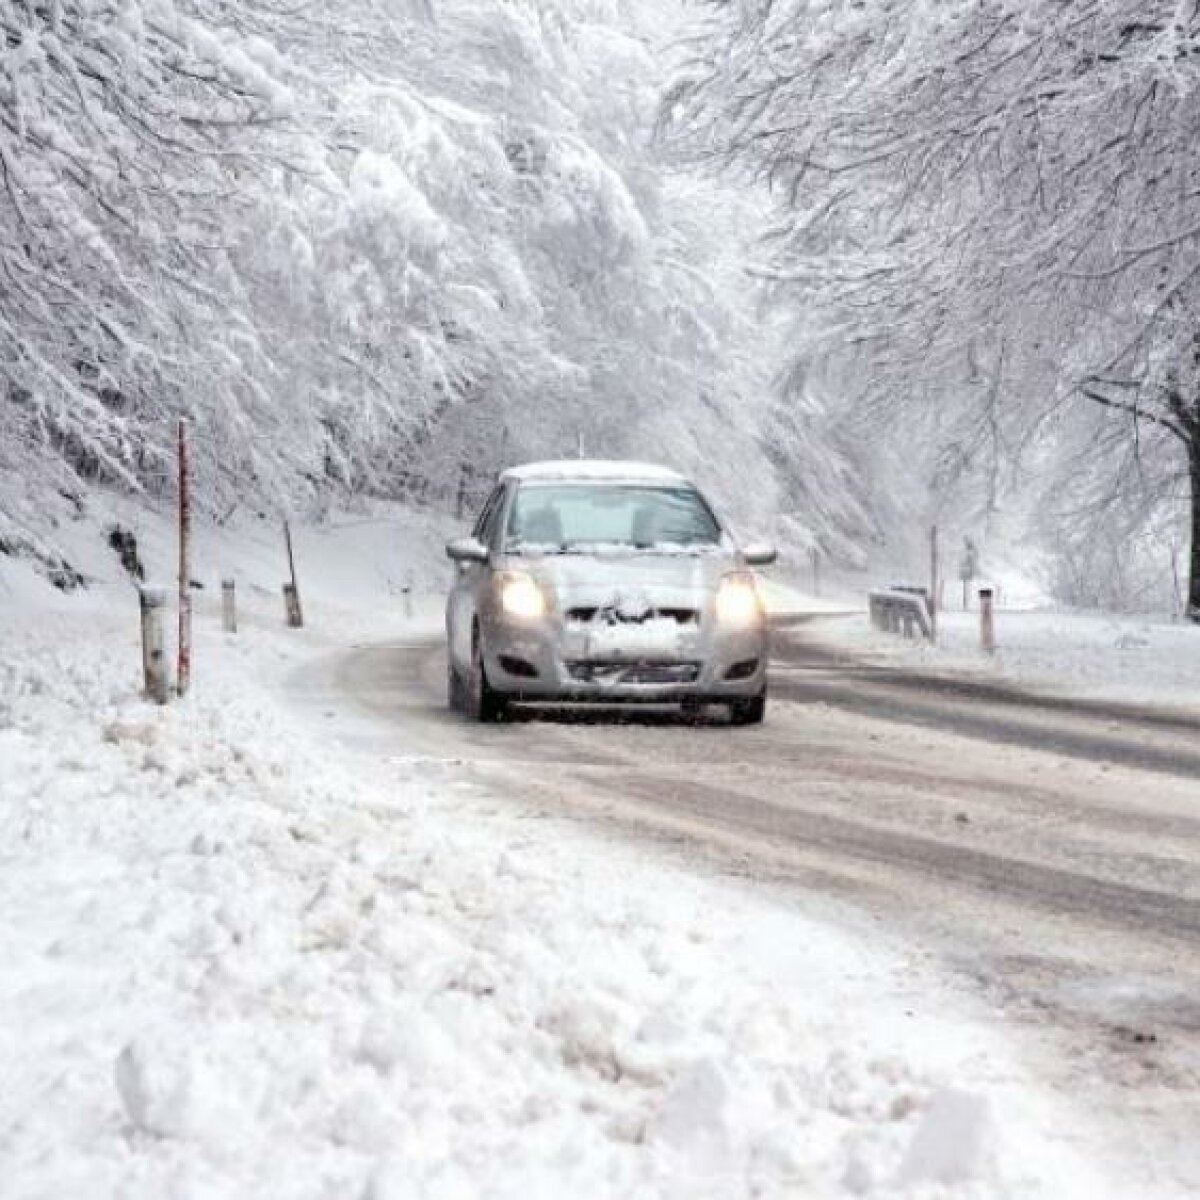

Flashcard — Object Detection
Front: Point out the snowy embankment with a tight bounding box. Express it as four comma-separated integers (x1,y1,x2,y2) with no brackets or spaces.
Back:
811,607,1200,712
1,512,1098,1198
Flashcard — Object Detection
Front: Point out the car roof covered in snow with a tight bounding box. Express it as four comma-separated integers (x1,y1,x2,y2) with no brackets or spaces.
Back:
501,460,689,485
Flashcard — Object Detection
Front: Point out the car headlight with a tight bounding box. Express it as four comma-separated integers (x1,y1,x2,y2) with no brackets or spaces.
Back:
715,572,763,625
498,572,547,620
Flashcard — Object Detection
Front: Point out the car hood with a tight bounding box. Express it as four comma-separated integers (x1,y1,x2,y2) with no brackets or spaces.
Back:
505,550,732,610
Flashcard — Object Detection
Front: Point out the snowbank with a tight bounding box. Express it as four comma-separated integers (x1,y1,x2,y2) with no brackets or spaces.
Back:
758,576,859,619
0,493,456,635
812,608,1200,711
0,529,1105,1198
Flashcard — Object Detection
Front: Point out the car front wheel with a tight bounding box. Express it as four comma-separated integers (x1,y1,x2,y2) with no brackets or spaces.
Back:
728,688,766,726
447,657,468,713
467,625,509,723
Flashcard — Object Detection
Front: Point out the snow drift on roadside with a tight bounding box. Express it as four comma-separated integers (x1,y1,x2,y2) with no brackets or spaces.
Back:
0,592,1102,1198
812,609,1200,711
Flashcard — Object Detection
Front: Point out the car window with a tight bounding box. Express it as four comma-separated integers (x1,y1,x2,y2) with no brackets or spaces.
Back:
506,484,721,552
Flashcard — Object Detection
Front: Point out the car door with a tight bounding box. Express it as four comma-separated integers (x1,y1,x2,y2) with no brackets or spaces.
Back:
447,482,506,669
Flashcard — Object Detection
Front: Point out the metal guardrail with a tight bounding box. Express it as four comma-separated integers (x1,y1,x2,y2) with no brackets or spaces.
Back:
868,587,934,641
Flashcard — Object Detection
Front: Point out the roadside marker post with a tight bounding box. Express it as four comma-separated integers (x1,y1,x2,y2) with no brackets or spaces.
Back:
282,520,304,628
283,582,303,628
139,586,170,705
222,579,237,634
929,524,939,641
177,419,192,697
979,587,996,655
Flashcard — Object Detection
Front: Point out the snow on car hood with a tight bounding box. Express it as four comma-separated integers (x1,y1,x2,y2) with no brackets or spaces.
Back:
505,547,730,607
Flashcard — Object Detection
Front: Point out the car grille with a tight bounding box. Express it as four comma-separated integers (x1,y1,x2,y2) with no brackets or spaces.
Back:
566,606,700,625
567,661,701,685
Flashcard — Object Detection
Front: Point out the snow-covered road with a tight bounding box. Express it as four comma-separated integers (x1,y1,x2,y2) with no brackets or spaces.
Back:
319,621,1200,1197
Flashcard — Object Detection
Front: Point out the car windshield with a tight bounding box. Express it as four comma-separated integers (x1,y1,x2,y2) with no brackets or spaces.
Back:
506,483,722,553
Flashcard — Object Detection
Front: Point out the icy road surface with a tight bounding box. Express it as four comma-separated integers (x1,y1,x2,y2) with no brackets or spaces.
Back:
315,618,1200,1195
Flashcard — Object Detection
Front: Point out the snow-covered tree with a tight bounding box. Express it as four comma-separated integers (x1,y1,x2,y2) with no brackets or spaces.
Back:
666,0,1200,617
2,0,866,574
0,0,296,500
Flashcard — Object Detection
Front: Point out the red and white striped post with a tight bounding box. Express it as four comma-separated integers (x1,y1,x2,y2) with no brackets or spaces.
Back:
177,418,192,696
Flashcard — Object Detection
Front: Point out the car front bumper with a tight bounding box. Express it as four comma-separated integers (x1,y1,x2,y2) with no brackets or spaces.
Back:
480,613,768,702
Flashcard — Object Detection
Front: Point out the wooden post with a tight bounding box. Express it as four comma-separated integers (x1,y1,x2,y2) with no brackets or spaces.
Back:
283,583,303,628
139,586,169,705
221,579,237,634
979,587,996,654
283,520,304,628
177,419,192,697
929,524,939,640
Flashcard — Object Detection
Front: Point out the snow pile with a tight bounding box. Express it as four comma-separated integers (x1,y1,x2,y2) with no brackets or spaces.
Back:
815,609,1200,710
0,593,1098,1197
758,576,857,618
0,492,457,641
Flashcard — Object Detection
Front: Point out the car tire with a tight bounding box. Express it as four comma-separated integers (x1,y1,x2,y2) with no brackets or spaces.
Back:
728,688,766,726
447,657,467,713
467,625,509,723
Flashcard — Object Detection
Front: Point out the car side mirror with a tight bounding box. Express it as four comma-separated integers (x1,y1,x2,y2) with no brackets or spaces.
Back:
741,542,777,567
446,536,489,563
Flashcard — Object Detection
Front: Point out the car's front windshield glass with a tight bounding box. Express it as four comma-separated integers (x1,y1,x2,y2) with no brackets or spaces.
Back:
506,483,722,553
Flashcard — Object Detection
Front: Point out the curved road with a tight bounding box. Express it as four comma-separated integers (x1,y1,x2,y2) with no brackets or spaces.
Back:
309,617,1200,1193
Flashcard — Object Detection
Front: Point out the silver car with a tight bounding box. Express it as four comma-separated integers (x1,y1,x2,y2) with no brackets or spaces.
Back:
445,461,776,723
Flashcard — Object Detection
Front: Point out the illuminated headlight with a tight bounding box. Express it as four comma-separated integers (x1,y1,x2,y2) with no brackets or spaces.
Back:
715,573,762,625
499,572,547,620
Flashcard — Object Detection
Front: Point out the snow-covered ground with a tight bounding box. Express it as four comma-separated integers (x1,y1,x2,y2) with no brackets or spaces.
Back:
758,575,856,619
810,607,1200,712
0,510,1111,1198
